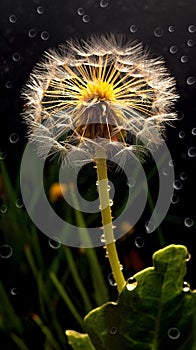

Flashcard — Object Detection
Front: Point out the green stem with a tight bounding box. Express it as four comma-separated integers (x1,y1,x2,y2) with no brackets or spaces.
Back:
95,147,125,293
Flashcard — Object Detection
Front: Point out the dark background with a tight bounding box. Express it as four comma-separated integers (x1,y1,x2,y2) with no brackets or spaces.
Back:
0,0,195,286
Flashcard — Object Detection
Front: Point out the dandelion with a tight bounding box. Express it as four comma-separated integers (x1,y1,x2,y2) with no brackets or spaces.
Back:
22,34,178,292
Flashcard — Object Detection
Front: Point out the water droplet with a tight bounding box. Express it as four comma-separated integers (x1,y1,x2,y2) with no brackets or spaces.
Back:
184,217,194,227
109,326,117,335
9,133,19,143
168,327,180,340
182,281,190,292
9,15,17,23
37,6,44,14
169,45,178,54
168,25,175,32
126,277,137,291
186,252,191,261
154,27,164,37
180,172,187,180
127,177,135,187
6,81,12,89
0,152,6,160
77,7,85,15
12,53,21,62
145,221,155,233
135,236,144,248
169,159,175,167
173,180,182,190
180,55,188,63
15,198,23,208
82,15,90,23
107,184,111,191
0,204,8,213
100,234,105,243
108,272,117,286
41,31,50,40
187,76,196,85
187,39,194,47
129,24,138,33
48,237,61,249
162,168,169,175
178,131,185,138
188,24,196,33
188,147,196,157
100,0,109,8
171,194,179,204
0,244,13,259
191,127,196,135
11,287,18,296
28,29,37,38
177,111,184,120
109,199,113,206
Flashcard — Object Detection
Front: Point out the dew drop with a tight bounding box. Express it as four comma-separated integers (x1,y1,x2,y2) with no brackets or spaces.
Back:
191,127,196,135
188,147,196,157
100,234,105,243
41,31,50,40
173,180,182,190
187,39,195,47
168,327,180,340
180,172,187,180
186,252,191,261
178,130,185,138
168,25,175,32
184,217,194,227
0,204,8,213
180,55,188,63
15,198,23,208
48,237,61,249
11,287,18,296
28,29,37,38
109,326,117,335
9,133,19,143
9,15,17,23
177,111,184,120
169,45,178,54
154,27,164,37
0,152,6,160
0,244,13,259
82,15,90,23
126,277,137,291
109,199,113,206
169,159,175,167
107,184,111,191
100,0,109,8
129,24,138,33
37,6,44,14
6,81,12,89
108,272,117,286
145,221,155,233
135,236,144,248
162,168,169,175
182,281,190,292
188,24,196,33
127,177,135,187
171,194,179,204
12,52,21,62
186,76,196,85
77,7,85,15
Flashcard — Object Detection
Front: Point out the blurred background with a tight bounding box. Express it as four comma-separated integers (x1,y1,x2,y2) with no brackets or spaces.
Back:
0,0,196,349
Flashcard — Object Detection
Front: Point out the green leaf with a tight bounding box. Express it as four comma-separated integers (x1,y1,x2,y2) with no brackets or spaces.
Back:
84,245,196,350
66,330,95,350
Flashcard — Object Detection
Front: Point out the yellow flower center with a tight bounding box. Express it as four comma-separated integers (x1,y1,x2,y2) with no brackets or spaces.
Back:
80,80,115,102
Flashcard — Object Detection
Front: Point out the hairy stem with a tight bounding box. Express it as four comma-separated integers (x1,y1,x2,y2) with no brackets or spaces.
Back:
95,147,125,293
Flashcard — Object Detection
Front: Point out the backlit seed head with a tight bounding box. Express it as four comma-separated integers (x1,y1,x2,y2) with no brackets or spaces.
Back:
22,34,178,167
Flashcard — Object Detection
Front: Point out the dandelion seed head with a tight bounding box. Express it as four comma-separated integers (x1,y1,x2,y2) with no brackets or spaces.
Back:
22,34,178,166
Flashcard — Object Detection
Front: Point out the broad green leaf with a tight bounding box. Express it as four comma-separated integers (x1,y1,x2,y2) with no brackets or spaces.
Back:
66,330,95,350
84,245,196,350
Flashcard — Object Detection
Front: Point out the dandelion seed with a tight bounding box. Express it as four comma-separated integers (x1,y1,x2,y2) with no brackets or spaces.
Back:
22,34,178,167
